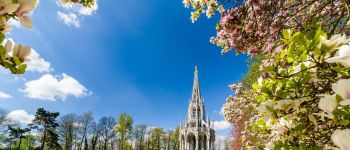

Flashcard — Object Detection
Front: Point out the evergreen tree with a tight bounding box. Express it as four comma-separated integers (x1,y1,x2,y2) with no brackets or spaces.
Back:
8,126,31,150
30,108,60,150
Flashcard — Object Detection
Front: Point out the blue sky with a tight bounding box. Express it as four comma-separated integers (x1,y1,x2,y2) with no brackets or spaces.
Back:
0,0,248,136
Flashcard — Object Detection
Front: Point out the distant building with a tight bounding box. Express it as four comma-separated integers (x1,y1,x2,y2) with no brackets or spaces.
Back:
179,66,215,150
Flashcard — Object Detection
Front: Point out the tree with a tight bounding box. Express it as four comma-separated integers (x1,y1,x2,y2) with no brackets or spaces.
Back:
115,113,133,150
169,127,180,150
90,122,101,150
8,126,31,150
98,116,115,150
184,0,350,149
147,128,165,150
30,108,60,150
58,113,78,150
134,124,148,150
77,112,94,150
184,0,349,55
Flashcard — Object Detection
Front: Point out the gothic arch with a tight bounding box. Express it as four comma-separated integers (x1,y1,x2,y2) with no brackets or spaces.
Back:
187,132,196,150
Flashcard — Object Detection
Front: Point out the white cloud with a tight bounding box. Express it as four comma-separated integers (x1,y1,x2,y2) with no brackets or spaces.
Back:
0,91,12,99
7,110,34,125
26,49,52,73
220,106,224,116
56,0,98,27
58,0,98,16
8,18,21,28
78,2,98,16
57,11,80,28
22,73,90,101
213,120,231,131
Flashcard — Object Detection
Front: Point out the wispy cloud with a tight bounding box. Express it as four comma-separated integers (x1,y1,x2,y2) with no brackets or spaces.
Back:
57,11,80,28
21,73,90,101
0,91,12,99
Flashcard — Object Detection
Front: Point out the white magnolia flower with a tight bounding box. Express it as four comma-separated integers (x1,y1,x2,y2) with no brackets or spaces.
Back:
326,45,350,67
4,39,13,54
331,129,350,150
332,79,350,106
271,118,293,137
258,77,263,85
322,34,349,50
264,142,275,150
318,94,338,118
292,61,314,74
257,100,274,121
13,44,31,59
0,0,19,15
276,99,303,112
15,0,39,28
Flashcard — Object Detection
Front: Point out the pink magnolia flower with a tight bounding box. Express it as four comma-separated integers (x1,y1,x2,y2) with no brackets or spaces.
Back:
331,129,350,150
332,79,350,106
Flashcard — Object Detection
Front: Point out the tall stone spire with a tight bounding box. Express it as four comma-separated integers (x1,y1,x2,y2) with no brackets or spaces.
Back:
180,66,215,150
191,66,201,102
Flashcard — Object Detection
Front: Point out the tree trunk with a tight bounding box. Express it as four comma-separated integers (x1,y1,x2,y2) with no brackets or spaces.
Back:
104,139,107,150
41,130,47,150
91,135,99,150
18,137,22,150
84,137,88,150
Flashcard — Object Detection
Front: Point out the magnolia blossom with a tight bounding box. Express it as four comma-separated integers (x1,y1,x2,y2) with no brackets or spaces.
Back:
15,0,39,28
257,77,263,85
331,129,350,150
0,0,19,16
271,118,293,136
276,99,303,112
332,79,350,106
13,44,31,59
326,44,350,67
257,101,273,121
264,142,274,150
3,39,12,55
318,94,338,118
322,34,349,50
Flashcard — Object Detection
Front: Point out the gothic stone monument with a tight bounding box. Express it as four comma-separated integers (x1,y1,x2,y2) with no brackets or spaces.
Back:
179,66,215,150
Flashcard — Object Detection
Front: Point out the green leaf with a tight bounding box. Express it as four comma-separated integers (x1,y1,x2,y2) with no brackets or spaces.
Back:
12,56,21,66
336,94,344,103
15,64,26,74
308,115,317,125
0,33,4,43
0,46,5,57
283,29,291,39
332,66,349,76
339,120,350,126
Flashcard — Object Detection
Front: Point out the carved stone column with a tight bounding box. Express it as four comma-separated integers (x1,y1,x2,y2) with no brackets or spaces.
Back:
206,138,210,150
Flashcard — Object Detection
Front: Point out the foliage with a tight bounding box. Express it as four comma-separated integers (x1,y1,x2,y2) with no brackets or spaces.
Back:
184,0,350,149
0,0,96,74
184,0,350,55
8,126,31,150
30,108,60,150
115,113,133,150
0,107,181,150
